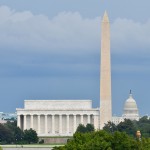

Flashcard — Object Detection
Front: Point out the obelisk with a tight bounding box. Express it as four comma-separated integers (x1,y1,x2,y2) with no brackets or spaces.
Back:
100,11,112,129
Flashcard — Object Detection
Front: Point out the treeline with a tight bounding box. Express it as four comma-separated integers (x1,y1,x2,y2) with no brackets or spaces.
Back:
0,121,38,144
53,130,150,150
103,116,150,138
53,116,150,150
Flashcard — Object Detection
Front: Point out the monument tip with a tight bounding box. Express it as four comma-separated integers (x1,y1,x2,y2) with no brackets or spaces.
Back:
102,11,109,22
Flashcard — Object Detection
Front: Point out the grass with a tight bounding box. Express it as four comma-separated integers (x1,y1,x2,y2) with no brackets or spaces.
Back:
39,136,72,138
0,144,64,148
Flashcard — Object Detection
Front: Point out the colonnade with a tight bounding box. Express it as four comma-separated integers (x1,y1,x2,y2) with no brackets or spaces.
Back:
17,114,95,136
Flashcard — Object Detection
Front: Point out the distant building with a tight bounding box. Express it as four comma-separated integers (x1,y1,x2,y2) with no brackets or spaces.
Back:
112,91,140,125
0,112,17,122
0,112,3,120
122,91,139,120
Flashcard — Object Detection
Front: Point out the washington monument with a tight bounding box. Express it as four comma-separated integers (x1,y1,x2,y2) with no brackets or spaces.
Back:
17,11,112,136
100,11,112,129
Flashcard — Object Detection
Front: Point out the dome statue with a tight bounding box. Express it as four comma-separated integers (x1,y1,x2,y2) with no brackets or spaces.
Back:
122,90,139,120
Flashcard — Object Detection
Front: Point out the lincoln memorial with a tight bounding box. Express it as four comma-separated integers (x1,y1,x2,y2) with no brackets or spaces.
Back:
16,100,99,136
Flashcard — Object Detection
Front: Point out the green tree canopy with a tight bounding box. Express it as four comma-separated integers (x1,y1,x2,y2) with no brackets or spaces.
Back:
0,121,39,144
103,117,150,138
0,123,13,144
53,130,150,150
117,119,136,136
76,124,94,133
24,128,38,144
14,127,24,143
86,124,94,132
103,121,118,133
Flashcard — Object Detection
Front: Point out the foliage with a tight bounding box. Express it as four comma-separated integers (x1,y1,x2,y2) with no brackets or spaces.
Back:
117,119,136,136
76,124,94,133
54,118,150,150
0,123,14,144
76,124,86,133
137,116,150,138
14,127,24,143
0,146,2,150
0,121,38,144
111,131,138,150
86,124,94,132
103,116,150,138
39,139,44,144
103,121,118,133
24,128,38,144
53,130,150,150
141,137,150,150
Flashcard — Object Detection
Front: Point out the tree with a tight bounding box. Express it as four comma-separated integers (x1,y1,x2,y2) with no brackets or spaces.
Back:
24,128,38,144
139,116,150,123
2,121,24,144
76,124,86,133
103,121,118,133
137,116,150,138
53,130,150,150
86,124,94,132
117,119,136,137
76,124,95,133
0,123,14,144
141,137,150,150
0,121,39,144
4,120,17,131
111,131,138,150
14,127,24,143
103,117,150,138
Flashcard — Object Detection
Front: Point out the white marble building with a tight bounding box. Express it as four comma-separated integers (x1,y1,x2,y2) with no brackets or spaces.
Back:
16,100,99,136
112,92,140,125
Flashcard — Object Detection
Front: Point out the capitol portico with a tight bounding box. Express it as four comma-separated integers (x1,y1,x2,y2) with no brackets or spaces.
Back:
16,100,99,136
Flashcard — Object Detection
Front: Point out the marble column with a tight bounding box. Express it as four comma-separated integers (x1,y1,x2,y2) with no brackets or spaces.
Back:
88,115,90,124
30,115,33,129
66,115,69,134
45,115,48,134
17,115,21,127
59,115,62,134
81,115,83,124
52,115,55,134
93,115,98,129
24,115,26,130
38,115,40,134
73,115,76,132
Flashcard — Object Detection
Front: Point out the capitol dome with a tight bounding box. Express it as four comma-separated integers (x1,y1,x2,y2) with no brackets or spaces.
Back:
122,91,139,120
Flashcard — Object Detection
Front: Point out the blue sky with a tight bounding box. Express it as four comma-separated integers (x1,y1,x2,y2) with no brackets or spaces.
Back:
0,0,150,116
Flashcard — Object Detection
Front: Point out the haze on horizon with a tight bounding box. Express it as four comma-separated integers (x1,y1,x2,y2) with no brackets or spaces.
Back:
0,0,150,116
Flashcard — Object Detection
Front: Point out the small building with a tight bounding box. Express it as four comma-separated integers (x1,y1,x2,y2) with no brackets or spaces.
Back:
0,112,17,122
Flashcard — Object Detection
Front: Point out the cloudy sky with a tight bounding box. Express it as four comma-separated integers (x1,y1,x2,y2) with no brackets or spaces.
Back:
0,0,150,116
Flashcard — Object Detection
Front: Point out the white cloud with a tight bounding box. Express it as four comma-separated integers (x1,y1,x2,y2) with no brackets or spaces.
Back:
111,18,150,53
0,6,100,53
0,5,150,56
